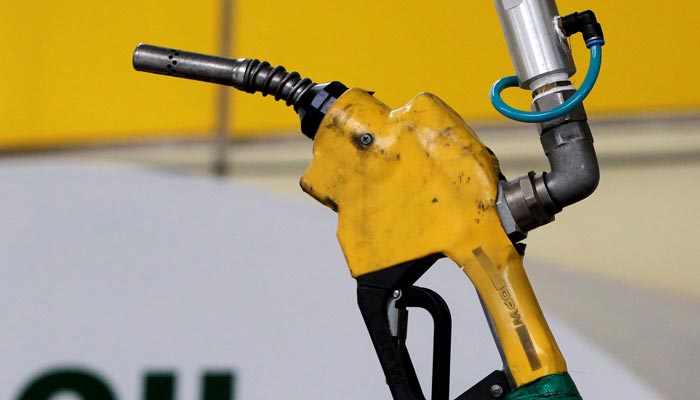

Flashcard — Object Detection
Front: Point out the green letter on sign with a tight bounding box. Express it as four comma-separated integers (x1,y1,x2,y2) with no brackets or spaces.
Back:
143,371,235,400
18,368,116,400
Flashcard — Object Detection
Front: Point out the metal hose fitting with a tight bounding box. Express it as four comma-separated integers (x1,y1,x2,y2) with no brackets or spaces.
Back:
132,44,348,139
496,90,599,242
133,44,316,108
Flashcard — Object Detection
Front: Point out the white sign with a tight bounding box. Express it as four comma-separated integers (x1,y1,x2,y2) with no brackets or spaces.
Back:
0,160,662,399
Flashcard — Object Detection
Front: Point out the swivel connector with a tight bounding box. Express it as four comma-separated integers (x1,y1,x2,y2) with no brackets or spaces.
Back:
558,10,605,46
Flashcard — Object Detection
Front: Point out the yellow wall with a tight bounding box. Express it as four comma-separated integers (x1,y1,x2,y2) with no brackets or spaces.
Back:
1,1,220,149
1,1,698,149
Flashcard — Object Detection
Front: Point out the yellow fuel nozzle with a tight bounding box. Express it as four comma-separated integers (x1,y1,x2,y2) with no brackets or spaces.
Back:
133,43,578,398
132,44,347,139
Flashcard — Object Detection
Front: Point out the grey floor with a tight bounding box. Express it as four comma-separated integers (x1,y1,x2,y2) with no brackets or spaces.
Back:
529,262,700,399
4,116,699,398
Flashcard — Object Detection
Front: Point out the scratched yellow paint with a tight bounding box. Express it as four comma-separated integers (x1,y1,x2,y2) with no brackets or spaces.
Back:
301,88,566,386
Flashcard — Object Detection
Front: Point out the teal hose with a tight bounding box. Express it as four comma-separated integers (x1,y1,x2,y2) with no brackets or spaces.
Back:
490,41,604,123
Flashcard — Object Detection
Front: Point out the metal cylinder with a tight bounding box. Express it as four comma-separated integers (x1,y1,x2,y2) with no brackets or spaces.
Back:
494,0,575,90
133,44,241,86
133,44,315,107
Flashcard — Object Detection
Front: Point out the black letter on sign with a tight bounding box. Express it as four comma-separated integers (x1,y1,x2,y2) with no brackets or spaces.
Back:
143,372,176,400
18,368,116,400
201,372,235,400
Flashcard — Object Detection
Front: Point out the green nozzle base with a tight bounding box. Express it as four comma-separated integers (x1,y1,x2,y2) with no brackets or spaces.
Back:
506,372,582,400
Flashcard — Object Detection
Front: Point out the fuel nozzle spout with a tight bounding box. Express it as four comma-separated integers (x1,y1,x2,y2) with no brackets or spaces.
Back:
132,44,347,139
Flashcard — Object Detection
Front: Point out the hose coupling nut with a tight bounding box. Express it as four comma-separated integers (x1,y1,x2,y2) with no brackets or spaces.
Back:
497,172,561,242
